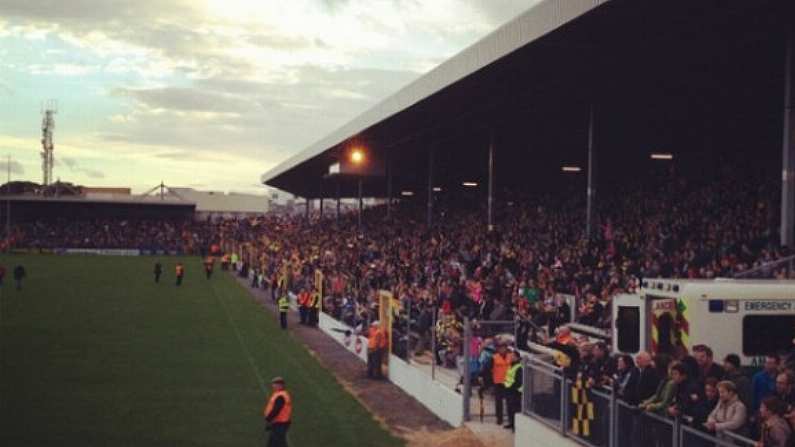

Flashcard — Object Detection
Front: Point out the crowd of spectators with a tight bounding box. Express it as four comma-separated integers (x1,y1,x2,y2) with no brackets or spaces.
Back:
555,342,795,446
5,168,795,443
8,218,217,254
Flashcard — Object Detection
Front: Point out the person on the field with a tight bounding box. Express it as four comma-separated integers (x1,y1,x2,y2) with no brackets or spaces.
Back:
13,264,26,291
204,257,214,280
154,262,163,283
175,263,185,286
0,264,5,287
278,294,290,330
309,290,320,327
297,288,309,325
263,376,292,447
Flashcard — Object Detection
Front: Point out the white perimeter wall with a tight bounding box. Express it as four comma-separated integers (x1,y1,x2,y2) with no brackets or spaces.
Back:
318,312,369,363
316,312,464,426
514,413,579,447
387,355,464,427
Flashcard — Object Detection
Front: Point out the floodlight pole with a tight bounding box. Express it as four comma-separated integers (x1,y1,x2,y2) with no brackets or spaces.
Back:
427,146,434,227
5,155,10,252
782,29,795,248
586,104,596,240
488,131,495,232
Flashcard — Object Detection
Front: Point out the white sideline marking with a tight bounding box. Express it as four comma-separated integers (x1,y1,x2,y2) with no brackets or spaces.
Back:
211,282,267,394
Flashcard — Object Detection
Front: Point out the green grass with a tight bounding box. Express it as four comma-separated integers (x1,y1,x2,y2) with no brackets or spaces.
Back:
0,255,403,447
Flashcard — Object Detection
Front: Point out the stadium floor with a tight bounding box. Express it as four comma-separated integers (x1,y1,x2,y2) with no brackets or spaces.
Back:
0,255,403,447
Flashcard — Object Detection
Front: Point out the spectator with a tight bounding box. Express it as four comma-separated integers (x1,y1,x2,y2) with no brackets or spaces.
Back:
691,377,719,428
668,361,703,421
724,353,752,408
693,344,726,383
640,362,682,416
634,351,662,405
613,354,640,404
774,372,795,411
705,380,748,440
757,396,792,447
753,355,781,413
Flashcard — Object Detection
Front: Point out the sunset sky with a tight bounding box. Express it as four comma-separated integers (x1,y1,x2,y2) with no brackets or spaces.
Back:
0,0,537,194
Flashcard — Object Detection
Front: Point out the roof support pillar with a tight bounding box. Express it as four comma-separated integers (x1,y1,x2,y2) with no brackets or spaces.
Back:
358,177,363,231
427,146,434,227
586,104,597,241
336,178,341,223
387,151,393,219
319,181,324,219
782,29,795,248
305,198,310,220
488,131,495,232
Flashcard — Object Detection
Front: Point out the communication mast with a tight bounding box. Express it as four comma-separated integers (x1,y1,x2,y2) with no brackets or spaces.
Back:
41,100,58,186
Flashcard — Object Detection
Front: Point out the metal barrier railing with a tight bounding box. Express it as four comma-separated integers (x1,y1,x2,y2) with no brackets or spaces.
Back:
733,254,795,279
521,357,758,447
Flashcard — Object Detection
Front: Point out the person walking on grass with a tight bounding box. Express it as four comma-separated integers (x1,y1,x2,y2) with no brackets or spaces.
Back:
175,262,184,286
263,376,292,447
204,256,214,280
13,264,26,291
278,293,290,330
154,262,163,283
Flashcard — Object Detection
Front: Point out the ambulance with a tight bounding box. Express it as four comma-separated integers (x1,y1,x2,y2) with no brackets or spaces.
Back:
612,278,795,366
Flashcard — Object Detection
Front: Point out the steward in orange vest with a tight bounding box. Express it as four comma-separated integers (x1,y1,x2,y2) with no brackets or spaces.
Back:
366,321,385,379
297,289,310,326
175,263,185,287
491,343,514,426
263,376,292,447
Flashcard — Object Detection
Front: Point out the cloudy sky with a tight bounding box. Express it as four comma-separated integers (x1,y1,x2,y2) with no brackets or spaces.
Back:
0,0,537,194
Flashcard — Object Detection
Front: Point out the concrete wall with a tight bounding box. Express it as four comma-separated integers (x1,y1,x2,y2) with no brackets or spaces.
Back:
316,311,464,426
514,413,579,447
318,312,369,363
387,355,464,427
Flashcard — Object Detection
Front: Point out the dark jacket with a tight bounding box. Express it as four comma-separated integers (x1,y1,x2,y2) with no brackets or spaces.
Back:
699,362,725,383
616,367,641,405
673,378,703,418
725,369,752,409
636,366,662,403
690,397,718,427
13,265,25,280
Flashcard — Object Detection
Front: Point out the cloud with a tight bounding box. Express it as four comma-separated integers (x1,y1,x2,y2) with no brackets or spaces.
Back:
0,0,534,194
25,63,97,76
105,65,418,157
59,156,105,179
0,159,24,175
113,86,260,114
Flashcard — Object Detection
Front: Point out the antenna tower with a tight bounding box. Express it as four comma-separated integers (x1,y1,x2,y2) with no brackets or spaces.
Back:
41,99,58,186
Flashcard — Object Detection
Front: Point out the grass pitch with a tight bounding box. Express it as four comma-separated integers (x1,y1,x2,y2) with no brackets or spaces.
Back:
0,255,403,447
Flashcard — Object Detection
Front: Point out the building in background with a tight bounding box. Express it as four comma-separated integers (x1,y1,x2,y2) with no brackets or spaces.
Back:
169,188,268,220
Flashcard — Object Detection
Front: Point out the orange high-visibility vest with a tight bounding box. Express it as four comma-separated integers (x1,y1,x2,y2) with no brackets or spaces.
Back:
368,326,381,350
263,390,292,423
492,352,514,384
176,265,184,276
